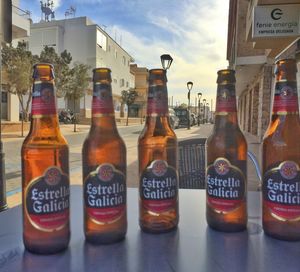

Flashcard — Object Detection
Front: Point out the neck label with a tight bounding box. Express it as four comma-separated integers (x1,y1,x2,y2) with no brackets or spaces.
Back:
273,82,299,114
206,158,246,213
147,85,168,116
31,82,57,117
215,84,237,113
263,161,300,221
92,83,114,116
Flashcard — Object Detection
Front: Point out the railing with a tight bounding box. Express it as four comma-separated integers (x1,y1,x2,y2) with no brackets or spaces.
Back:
12,5,31,20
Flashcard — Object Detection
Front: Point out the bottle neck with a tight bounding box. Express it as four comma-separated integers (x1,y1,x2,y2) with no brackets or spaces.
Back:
91,82,116,130
214,83,239,129
29,80,60,136
271,79,299,117
146,82,169,117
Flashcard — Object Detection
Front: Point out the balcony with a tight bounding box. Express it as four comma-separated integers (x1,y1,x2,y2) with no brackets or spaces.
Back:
12,5,31,39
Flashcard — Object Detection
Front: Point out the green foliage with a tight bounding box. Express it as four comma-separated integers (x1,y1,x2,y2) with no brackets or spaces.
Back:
65,63,90,100
1,41,38,120
121,88,138,106
39,46,72,97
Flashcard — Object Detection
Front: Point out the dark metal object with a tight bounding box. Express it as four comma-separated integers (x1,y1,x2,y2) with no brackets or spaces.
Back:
178,138,206,189
186,81,193,130
0,0,12,43
197,92,202,126
160,54,173,70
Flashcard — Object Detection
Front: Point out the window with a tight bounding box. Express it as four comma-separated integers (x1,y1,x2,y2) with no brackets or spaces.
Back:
113,79,117,84
122,56,126,65
97,29,107,51
126,81,129,88
120,79,125,87
115,49,118,59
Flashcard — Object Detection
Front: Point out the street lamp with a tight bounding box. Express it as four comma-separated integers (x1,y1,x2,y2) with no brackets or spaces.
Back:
202,99,206,124
160,54,173,70
197,92,202,126
187,81,193,130
206,102,209,123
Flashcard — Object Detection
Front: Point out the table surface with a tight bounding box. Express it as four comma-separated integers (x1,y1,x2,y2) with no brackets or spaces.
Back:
0,186,300,272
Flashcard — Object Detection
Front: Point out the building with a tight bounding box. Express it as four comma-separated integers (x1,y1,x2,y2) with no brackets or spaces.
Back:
129,64,148,119
1,0,31,121
227,0,300,140
29,16,134,118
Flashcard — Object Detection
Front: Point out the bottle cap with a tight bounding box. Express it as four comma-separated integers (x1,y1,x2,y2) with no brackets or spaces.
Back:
33,63,55,80
93,68,112,82
216,69,236,84
149,69,167,82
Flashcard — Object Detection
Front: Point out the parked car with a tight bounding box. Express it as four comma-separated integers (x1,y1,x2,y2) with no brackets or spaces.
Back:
173,108,194,128
169,108,179,129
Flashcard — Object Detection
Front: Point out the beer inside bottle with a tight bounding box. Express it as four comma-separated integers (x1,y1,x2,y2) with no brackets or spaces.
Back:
22,63,70,254
138,69,179,233
206,69,247,232
262,58,300,241
82,68,127,244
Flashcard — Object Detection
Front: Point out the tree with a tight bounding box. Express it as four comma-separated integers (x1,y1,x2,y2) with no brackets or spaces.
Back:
121,88,138,126
2,41,38,123
39,46,72,97
65,63,90,132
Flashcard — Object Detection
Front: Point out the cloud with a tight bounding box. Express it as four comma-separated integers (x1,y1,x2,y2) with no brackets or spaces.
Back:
109,0,229,109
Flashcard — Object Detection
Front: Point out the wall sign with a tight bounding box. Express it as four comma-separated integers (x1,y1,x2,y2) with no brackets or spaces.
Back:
253,4,300,38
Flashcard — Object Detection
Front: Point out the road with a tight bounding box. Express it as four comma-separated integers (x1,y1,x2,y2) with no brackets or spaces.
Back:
3,124,143,195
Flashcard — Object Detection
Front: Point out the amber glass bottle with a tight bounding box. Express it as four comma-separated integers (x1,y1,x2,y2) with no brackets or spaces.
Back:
206,69,247,232
82,68,127,244
138,69,178,233
22,63,70,254
262,59,300,241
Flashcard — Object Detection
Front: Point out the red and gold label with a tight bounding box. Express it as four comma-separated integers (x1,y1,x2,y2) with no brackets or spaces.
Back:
215,84,237,114
31,82,57,117
263,161,300,221
25,167,70,232
84,164,126,224
272,82,299,114
206,158,246,213
140,160,178,213
92,83,114,116
146,85,168,116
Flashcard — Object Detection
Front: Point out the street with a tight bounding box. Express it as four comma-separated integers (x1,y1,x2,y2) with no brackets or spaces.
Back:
3,122,261,207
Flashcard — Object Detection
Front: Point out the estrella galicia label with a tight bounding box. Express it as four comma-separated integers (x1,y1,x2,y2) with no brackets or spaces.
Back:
273,82,299,114
92,83,114,116
84,163,126,224
31,82,57,116
263,161,300,221
140,160,178,213
216,84,237,113
206,158,246,213
146,85,169,116
25,167,70,232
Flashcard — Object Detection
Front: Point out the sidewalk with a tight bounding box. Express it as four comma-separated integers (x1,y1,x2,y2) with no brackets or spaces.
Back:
6,123,262,208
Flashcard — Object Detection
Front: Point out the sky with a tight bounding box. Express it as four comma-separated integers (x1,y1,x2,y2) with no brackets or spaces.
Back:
20,0,230,109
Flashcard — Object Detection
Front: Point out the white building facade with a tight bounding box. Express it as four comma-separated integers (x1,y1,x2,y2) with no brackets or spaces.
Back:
1,0,31,121
29,17,134,118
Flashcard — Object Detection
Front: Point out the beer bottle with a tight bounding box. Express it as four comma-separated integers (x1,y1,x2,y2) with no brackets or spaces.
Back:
82,68,127,244
138,69,178,233
262,59,300,240
206,69,247,232
22,63,70,254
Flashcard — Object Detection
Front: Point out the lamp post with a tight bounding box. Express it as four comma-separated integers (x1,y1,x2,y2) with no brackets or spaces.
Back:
206,102,209,123
160,54,173,70
202,98,206,124
197,92,202,126
186,81,193,130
